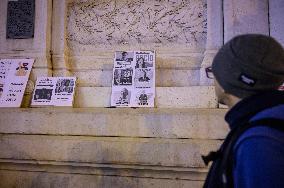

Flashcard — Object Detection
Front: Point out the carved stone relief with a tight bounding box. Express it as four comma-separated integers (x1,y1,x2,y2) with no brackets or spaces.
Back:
67,0,207,49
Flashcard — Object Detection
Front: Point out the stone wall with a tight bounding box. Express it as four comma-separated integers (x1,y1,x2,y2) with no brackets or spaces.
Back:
0,0,283,187
67,0,207,48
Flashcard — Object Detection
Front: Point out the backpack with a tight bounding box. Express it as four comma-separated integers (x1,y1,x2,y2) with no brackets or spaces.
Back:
203,118,284,188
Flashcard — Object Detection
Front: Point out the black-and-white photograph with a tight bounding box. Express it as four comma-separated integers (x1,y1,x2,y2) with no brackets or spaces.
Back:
134,68,153,88
135,56,153,69
0,84,3,98
134,90,154,106
55,79,75,94
113,68,133,86
113,88,131,105
115,51,134,63
33,88,53,100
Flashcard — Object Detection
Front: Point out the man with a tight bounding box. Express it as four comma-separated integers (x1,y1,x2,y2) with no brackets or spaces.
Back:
203,34,284,188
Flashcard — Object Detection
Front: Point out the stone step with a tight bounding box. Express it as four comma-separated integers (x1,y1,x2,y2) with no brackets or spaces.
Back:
22,86,217,108
61,53,203,70
0,170,204,188
0,159,207,180
0,108,228,139
0,134,221,168
74,86,217,108
53,68,201,87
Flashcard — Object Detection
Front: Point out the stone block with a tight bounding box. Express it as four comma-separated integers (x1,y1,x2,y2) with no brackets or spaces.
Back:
54,69,200,87
0,159,207,181
74,87,111,107
0,170,204,188
269,0,284,46
66,54,203,71
74,86,217,108
206,0,223,50
156,87,217,108
30,68,52,82
0,53,52,68
0,134,221,168
224,0,269,42
0,108,228,139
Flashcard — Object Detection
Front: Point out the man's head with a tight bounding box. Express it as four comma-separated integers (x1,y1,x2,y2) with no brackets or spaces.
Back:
121,52,127,59
212,34,284,106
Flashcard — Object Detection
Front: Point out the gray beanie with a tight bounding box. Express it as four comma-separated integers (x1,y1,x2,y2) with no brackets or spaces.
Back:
212,34,284,99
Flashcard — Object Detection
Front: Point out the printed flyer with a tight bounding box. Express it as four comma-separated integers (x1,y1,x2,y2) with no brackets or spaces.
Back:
31,77,76,107
111,51,155,107
0,59,34,107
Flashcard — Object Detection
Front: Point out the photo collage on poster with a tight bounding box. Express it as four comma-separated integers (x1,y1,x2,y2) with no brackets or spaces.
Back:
31,77,76,107
0,59,34,107
111,51,155,107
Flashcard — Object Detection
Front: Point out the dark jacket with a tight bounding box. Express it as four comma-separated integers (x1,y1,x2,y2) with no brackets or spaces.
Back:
204,91,284,188
225,92,284,188
227,91,284,188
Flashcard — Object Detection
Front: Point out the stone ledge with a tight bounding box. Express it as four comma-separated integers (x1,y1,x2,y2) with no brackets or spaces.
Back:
0,170,204,188
61,54,203,70
0,134,221,168
0,108,228,139
0,159,207,180
74,86,217,108
54,69,200,87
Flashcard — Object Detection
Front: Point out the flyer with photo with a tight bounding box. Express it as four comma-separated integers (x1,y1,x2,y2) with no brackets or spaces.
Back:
111,51,155,107
0,59,34,107
31,77,76,107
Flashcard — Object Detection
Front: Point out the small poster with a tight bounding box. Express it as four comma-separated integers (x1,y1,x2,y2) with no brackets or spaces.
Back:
0,59,34,107
111,51,155,107
31,77,76,107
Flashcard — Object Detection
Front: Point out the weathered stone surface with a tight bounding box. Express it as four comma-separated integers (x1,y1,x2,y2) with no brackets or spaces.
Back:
54,69,200,87
74,86,217,108
0,52,52,68
224,0,269,42
200,0,223,86
156,86,217,108
74,87,111,107
30,68,52,82
0,159,208,181
64,54,203,70
67,0,207,49
269,0,284,46
0,0,52,68
205,0,223,50
0,134,221,168
0,170,204,188
0,108,228,139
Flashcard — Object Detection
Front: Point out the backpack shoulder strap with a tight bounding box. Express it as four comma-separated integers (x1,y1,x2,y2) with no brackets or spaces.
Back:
249,118,284,132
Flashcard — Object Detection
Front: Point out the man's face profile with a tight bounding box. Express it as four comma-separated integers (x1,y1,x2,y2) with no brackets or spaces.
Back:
214,79,227,105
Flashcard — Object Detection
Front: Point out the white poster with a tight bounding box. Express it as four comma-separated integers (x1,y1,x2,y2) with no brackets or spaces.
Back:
31,77,76,107
0,59,34,107
111,51,155,107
